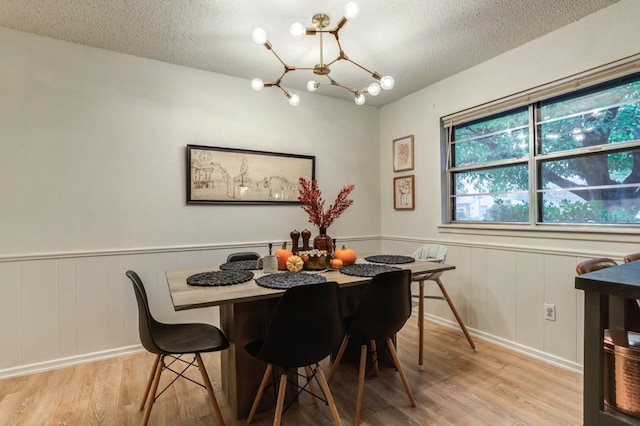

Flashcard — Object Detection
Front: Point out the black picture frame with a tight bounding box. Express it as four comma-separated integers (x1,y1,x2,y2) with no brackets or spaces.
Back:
186,145,315,205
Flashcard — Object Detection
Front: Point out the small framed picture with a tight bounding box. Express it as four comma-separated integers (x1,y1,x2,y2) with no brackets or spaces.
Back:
394,175,415,210
392,135,414,172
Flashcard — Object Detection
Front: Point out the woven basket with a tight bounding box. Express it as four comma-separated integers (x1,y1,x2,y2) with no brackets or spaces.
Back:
604,329,640,418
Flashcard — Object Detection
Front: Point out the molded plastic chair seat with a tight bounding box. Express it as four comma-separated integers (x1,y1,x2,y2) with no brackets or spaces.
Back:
245,282,344,425
328,269,416,426
126,270,229,426
411,244,475,370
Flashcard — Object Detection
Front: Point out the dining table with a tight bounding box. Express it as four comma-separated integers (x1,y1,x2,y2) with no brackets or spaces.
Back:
165,256,455,420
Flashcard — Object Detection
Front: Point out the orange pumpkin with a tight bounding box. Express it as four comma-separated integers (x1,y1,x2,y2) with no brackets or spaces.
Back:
329,258,343,269
275,242,293,270
334,245,357,265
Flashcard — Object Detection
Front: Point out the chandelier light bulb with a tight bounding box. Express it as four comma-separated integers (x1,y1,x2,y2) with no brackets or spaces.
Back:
288,93,300,106
344,2,360,20
251,78,264,91
367,82,381,96
290,23,306,40
380,75,395,90
252,27,267,44
307,80,319,92
354,92,366,105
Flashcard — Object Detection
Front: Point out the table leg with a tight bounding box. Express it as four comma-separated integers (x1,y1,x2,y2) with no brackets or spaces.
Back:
220,299,297,420
418,281,424,371
582,291,608,426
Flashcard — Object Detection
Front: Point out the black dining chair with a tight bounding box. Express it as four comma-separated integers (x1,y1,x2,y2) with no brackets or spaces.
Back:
126,270,229,426
244,282,344,426
227,251,260,262
328,269,416,426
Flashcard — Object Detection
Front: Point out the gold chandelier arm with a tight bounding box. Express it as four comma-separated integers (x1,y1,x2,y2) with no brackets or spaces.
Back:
344,56,376,76
327,77,358,95
267,47,296,73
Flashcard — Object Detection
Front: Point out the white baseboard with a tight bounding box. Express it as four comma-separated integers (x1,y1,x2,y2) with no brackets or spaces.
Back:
417,313,583,374
0,345,144,380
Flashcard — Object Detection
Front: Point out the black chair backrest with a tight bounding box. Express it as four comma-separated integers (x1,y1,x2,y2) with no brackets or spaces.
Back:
227,252,260,262
257,282,344,368
349,269,412,341
126,270,164,355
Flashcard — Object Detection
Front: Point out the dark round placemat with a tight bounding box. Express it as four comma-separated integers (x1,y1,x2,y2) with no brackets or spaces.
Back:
255,272,327,289
340,264,402,277
219,259,262,270
187,270,254,286
364,255,415,264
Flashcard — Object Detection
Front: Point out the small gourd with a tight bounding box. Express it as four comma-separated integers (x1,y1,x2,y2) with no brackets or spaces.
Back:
334,245,357,265
329,258,343,269
275,242,293,270
286,255,304,272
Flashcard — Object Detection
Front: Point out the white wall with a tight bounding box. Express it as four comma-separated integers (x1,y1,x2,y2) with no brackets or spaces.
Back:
0,27,381,376
380,0,640,371
0,28,381,257
3,0,640,378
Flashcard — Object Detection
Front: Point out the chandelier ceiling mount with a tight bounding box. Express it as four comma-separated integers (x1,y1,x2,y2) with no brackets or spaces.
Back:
251,2,394,106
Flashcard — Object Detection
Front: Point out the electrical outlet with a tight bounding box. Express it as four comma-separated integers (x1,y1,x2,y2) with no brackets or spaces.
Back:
545,303,556,321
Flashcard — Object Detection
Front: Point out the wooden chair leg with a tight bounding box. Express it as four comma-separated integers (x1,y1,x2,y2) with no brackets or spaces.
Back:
354,344,367,426
315,363,343,426
304,366,318,404
141,354,164,426
195,353,225,426
386,338,416,407
247,364,273,424
328,335,350,385
436,278,476,350
418,281,425,370
274,372,288,426
140,354,161,411
369,340,379,377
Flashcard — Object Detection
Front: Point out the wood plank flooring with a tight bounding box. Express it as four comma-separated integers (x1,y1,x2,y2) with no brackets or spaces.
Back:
0,317,583,425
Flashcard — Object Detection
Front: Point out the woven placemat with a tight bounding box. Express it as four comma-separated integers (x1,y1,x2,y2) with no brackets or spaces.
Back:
255,272,327,289
187,270,254,286
364,255,415,264
340,264,402,277
219,259,262,270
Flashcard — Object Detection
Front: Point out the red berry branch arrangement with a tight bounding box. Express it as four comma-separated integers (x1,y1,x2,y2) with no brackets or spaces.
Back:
298,178,355,229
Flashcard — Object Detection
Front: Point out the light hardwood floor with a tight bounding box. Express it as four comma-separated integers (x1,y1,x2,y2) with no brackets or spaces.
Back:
0,317,582,425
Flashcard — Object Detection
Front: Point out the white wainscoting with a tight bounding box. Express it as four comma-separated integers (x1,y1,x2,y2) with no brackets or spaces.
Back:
0,237,613,378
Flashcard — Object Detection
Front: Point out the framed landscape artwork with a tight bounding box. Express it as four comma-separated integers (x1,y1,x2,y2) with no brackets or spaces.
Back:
394,175,415,210
186,145,315,204
393,135,414,172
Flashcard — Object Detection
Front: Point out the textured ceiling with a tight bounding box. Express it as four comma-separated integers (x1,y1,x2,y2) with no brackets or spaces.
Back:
0,0,620,107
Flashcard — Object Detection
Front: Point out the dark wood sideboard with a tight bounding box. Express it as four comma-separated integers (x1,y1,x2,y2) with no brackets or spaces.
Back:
575,260,640,426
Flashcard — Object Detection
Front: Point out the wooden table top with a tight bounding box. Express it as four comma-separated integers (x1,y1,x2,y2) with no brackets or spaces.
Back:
166,259,455,311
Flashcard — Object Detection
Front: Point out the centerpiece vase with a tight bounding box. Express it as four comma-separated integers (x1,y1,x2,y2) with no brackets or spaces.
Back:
313,227,333,254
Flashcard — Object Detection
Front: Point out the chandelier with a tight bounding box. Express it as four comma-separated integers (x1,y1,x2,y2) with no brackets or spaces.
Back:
250,2,394,106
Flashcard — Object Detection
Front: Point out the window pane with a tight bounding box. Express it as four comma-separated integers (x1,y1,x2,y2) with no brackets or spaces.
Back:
540,149,640,189
454,127,529,167
540,190,640,224
539,76,640,154
453,108,529,167
454,165,528,195
454,194,529,222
